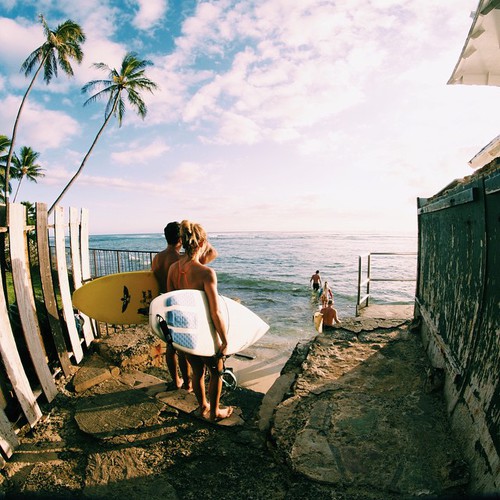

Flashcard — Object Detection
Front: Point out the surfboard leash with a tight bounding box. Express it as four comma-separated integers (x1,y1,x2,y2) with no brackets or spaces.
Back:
156,310,238,390
156,314,173,345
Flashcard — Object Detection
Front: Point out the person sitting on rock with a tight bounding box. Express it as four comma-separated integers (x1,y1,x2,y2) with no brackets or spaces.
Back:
320,299,341,332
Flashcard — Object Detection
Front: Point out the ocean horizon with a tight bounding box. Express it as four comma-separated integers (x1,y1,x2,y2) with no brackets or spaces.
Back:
88,231,418,353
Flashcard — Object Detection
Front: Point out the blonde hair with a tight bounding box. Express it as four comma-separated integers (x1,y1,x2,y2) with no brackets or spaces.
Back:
180,220,206,258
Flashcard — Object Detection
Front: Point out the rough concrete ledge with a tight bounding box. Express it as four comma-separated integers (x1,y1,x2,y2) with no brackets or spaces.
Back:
269,319,470,498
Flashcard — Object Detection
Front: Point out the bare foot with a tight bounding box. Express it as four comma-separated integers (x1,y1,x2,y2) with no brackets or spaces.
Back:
166,380,182,391
193,405,210,418
182,382,193,393
209,406,233,422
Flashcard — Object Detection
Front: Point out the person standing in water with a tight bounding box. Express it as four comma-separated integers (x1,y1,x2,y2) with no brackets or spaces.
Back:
167,220,233,421
152,221,217,391
310,270,322,292
320,281,333,307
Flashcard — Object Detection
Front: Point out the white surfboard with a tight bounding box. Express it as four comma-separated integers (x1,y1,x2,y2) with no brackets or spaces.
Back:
149,290,270,356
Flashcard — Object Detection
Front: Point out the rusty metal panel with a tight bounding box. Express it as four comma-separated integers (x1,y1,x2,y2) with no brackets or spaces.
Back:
469,168,500,452
417,179,486,373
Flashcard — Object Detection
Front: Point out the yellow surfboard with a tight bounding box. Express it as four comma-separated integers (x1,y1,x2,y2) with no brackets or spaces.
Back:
313,311,323,333
72,271,159,324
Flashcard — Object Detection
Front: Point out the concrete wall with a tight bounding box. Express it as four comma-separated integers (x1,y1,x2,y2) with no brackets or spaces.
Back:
415,160,499,492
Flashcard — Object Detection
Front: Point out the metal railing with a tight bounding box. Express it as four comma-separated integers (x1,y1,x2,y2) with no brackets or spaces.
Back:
356,252,417,316
88,248,157,278
50,246,157,278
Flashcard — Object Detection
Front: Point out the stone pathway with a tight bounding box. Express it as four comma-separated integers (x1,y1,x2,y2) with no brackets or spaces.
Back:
270,318,469,497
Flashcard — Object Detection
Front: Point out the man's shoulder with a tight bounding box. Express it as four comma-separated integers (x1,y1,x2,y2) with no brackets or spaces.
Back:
161,254,179,272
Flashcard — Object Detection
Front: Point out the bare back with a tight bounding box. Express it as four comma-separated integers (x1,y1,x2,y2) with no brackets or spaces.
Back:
320,304,340,326
152,247,180,293
167,257,216,293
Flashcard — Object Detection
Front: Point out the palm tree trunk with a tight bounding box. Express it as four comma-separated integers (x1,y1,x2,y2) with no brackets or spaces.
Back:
12,176,23,203
48,95,119,216
4,58,46,214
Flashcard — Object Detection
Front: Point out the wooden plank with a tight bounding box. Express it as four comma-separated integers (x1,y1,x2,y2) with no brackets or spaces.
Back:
415,298,463,377
69,208,93,346
0,239,42,427
53,206,84,364
80,208,91,282
417,187,477,215
9,203,58,403
0,408,19,458
485,169,500,195
36,203,72,377
79,208,99,338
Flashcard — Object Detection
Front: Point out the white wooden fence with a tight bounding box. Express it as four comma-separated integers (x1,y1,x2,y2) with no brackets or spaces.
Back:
0,202,93,466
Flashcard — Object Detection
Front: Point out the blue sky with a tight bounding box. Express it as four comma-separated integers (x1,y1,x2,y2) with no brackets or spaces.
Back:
0,0,497,235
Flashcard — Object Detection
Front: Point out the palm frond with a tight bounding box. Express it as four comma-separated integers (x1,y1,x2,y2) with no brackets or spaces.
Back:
21,48,44,76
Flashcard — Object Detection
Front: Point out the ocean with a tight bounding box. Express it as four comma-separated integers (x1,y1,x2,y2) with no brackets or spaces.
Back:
89,232,417,353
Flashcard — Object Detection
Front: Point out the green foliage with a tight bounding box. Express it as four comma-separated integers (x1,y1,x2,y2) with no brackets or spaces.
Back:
48,52,159,213
0,135,12,203
4,14,85,202
11,146,44,202
82,52,159,126
21,15,86,84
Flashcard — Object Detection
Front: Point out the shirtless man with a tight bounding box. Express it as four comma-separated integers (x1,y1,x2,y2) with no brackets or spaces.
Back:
152,221,218,390
320,299,341,332
310,270,322,292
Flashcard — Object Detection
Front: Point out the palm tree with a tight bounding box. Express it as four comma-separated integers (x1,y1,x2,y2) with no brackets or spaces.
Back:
48,52,159,215
3,14,85,206
0,135,12,203
11,146,45,202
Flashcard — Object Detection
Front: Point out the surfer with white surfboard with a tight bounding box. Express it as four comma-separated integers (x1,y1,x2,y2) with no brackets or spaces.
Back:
152,221,218,392
166,220,233,422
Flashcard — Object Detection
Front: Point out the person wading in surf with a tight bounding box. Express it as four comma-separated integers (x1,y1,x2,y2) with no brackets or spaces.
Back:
320,281,333,307
310,270,322,292
152,221,217,392
167,220,233,421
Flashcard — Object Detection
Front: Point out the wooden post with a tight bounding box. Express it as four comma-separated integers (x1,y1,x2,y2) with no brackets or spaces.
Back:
8,203,58,402
0,217,42,427
0,408,19,458
53,206,84,363
36,203,72,377
79,208,99,337
69,207,93,346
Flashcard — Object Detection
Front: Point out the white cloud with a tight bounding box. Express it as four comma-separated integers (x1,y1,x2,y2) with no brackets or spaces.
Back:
168,161,211,185
0,95,80,150
0,17,45,76
211,112,262,145
77,174,172,192
132,0,168,31
110,138,170,165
